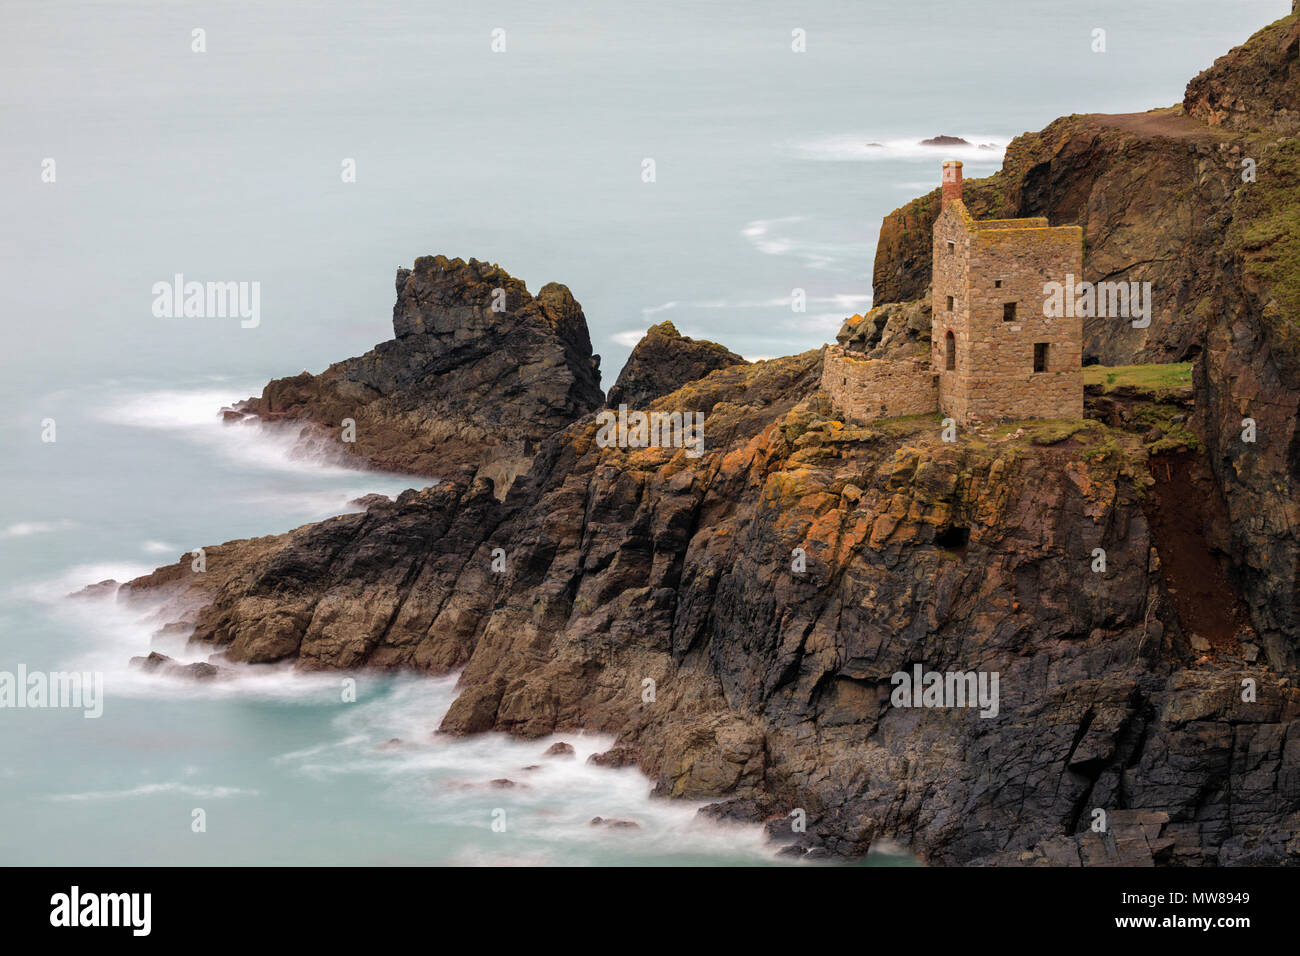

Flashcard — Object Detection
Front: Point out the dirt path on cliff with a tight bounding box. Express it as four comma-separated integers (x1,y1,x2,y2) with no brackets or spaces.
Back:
1085,109,1232,144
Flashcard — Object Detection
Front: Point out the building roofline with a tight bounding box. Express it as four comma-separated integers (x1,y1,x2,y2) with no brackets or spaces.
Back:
974,217,1050,230
938,200,1079,237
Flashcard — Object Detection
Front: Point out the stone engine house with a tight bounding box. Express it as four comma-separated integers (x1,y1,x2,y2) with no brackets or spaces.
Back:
822,160,1084,425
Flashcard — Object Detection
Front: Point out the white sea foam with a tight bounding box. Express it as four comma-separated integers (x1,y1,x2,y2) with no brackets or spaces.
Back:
739,217,871,270
17,561,154,604
793,133,1009,163
99,387,365,476
639,292,872,316
16,575,373,706
0,519,78,539
94,386,422,521
276,675,777,865
52,782,259,801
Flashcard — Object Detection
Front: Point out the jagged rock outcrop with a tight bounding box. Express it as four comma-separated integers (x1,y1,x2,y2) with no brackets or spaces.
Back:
234,256,604,494
1184,12,1300,132
606,321,747,408
835,299,931,359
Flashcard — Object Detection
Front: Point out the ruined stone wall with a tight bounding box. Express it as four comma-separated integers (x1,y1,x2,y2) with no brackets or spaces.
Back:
962,225,1083,422
822,345,937,421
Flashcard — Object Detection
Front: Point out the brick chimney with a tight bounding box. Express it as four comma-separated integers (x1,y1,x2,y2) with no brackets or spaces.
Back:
941,160,963,209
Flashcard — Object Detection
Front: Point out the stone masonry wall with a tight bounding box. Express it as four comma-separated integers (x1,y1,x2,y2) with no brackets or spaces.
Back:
932,204,973,424
963,225,1083,422
822,345,938,422
931,200,1084,425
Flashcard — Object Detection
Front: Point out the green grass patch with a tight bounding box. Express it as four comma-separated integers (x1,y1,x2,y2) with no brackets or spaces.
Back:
1083,362,1192,394
1232,137,1300,331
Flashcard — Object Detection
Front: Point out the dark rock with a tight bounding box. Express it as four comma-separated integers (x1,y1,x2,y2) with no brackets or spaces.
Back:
543,741,575,758
130,651,175,672
348,493,392,511
1184,13,1300,132
919,135,971,147
606,321,746,408
587,747,640,769
237,256,605,497
589,817,641,829
129,651,225,681
70,579,120,599
835,300,931,358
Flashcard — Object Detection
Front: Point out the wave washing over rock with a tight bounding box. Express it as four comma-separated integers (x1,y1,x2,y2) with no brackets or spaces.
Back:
119,11,1300,865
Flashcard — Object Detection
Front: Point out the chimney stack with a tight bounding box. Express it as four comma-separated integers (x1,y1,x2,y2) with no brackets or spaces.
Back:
941,160,963,209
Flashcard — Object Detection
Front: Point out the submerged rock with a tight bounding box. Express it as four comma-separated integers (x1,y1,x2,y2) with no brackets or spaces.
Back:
589,817,641,829
129,651,225,681
588,747,639,768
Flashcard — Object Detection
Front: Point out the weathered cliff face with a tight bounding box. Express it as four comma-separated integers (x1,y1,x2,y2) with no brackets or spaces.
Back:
235,256,604,494
1192,16,1300,672
606,321,747,408
123,350,1299,864
874,12,1300,671
1196,136,1300,670
1184,12,1300,132
872,112,1241,366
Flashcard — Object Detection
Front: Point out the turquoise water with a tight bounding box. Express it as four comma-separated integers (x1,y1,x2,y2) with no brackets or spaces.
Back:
1,0,1287,864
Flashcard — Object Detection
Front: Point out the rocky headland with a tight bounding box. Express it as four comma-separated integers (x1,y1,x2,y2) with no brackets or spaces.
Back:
227,255,604,495
115,11,1300,864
